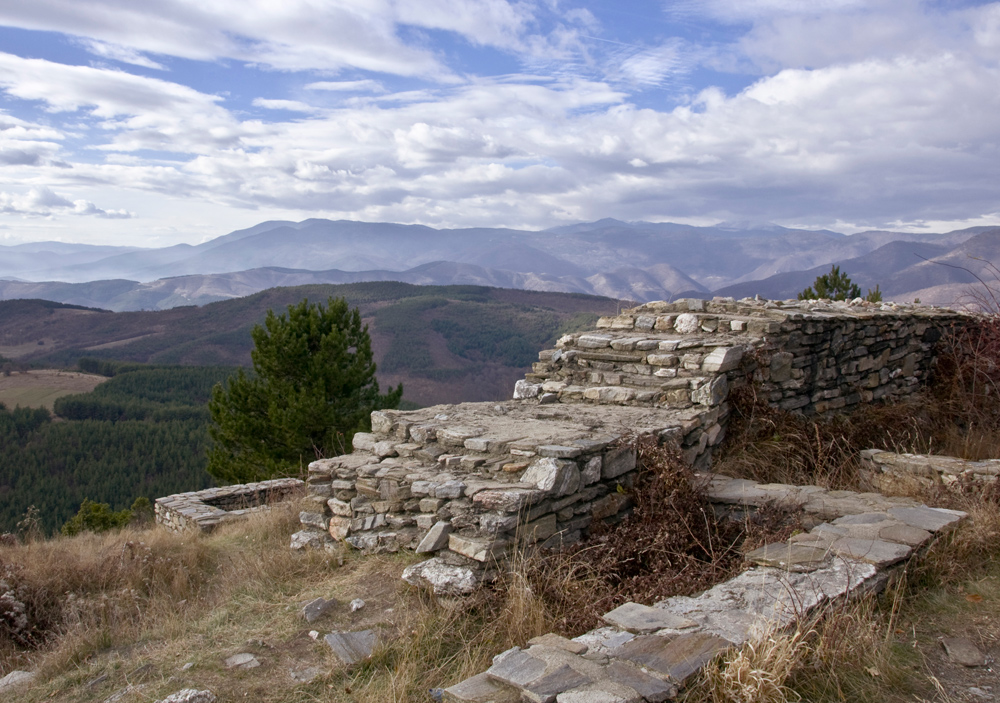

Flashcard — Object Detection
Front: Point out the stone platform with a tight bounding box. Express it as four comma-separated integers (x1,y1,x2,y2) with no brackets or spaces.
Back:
296,401,723,593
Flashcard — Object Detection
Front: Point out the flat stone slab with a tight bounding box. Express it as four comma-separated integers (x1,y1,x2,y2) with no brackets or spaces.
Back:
554,680,645,702
528,633,589,655
444,672,520,702
941,637,989,667
744,543,830,572
605,660,678,702
611,632,732,684
602,602,697,633
828,537,912,567
487,648,548,689
324,630,377,666
522,663,593,702
888,506,967,532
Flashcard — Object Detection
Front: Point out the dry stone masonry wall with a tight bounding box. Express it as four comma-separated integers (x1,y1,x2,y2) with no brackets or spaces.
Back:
155,478,303,532
293,297,967,588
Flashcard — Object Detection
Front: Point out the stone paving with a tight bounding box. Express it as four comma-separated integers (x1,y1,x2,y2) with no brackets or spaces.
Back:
441,473,967,702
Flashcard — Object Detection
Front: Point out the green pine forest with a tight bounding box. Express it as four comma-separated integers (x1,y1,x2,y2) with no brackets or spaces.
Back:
0,363,234,534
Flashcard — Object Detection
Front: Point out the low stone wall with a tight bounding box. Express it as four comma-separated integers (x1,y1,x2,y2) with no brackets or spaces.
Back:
861,449,1000,489
440,473,968,702
156,479,304,532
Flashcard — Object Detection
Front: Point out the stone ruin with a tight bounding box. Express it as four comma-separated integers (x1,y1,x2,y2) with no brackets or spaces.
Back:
282,297,979,701
156,478,304,532
293,296,966,591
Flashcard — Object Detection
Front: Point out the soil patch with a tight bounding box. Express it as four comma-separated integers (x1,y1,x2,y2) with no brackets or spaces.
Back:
0,370,105,410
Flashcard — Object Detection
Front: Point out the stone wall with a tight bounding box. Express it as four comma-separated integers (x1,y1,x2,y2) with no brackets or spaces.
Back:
292,298,969,593
155,479,304,532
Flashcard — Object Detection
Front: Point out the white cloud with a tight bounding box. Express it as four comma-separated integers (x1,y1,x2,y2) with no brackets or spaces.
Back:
305,80,387,93
0,0,457,78
251,98,320,113
77,39,167,70
0,186,132,218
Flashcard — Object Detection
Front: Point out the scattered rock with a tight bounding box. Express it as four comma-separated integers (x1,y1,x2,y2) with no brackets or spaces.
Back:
0,670,35,691
350,598,366,612
302,596,336,623
290,530,323,550
155,690,217,703
325,630,377,665
289,666,321,683
941,637,989,667
224,653,261,669
402,558,479,595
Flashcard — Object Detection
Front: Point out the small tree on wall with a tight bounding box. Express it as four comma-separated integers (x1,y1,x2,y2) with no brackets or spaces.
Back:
799,265,881,302
207,297,402,483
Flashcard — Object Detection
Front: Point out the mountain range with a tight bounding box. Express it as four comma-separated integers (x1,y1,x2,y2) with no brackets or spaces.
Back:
2,218,998,311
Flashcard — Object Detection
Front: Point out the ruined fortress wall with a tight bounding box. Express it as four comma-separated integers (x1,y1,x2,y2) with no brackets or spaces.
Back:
292,298,968,591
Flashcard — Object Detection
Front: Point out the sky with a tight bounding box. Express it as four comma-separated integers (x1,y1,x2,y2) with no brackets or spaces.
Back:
0,0,999,246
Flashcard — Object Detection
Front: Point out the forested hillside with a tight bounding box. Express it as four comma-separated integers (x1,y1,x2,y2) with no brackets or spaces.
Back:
0,363,236,534
0,282,610,406
0,283,609,532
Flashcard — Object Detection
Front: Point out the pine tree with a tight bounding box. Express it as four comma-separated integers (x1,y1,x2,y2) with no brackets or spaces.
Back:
206,297,401,483
799,265,862,301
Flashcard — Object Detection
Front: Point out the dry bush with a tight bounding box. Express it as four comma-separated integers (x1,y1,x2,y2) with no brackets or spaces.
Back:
522,436,802,635
715,384,938,491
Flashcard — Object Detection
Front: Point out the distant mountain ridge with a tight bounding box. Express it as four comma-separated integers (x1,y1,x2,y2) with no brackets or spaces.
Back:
1,218,998,310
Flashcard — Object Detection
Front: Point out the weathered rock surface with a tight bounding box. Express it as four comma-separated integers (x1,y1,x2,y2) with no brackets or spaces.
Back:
325,630,377,665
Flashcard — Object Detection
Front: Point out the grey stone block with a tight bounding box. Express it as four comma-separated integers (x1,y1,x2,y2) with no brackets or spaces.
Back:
302,597,336,623
601,602,697,634
324,630,377,666
604,660,677,701
416,521,452,553
444,672,519,702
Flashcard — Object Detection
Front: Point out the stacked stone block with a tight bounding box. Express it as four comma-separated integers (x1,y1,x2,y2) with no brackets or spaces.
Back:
524,297,966,417
294,298,968,593
294,402,720,593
